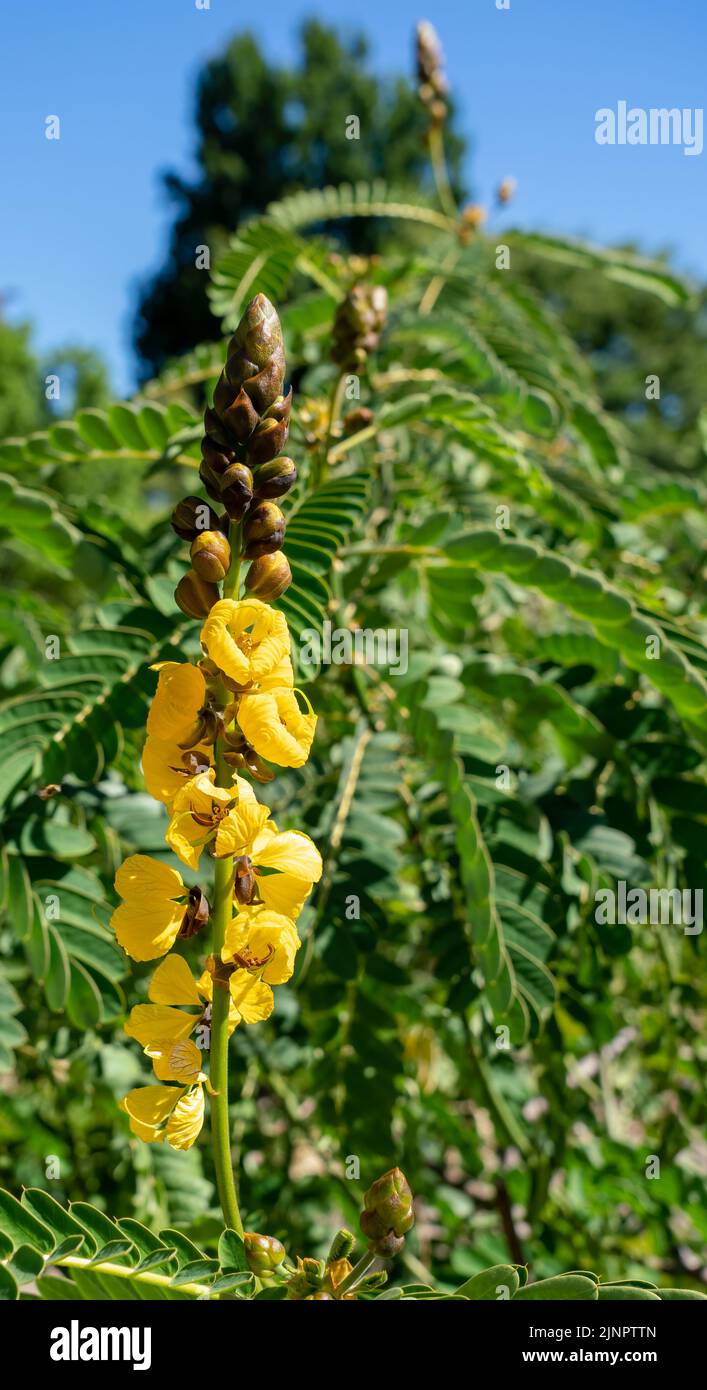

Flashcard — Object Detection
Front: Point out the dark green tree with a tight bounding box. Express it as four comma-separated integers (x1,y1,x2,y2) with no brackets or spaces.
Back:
133,20,467,377
0,318,45,438
0,318,109,438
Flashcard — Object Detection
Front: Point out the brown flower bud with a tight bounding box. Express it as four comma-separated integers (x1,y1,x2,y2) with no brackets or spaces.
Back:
497,176,517,206
244,552,292,602
342,407,374,436
174,569,220,619
179,886,210,940
359,1167,414,1256
171,495,222,541
199,438,254,520
244,1231,286,1277
233,855,256,906
242,501,286,559
38,783,62,800
246,389,293,466
190,530,232,583
252,455,297,500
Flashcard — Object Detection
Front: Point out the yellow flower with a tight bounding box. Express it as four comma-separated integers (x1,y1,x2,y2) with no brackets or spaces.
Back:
201,597,289,687
125,947,240,1055
125,953,209,1051
223,906,302,986
146,661,207,745
165,768,269,870
120,1082,205,1150
237,656,317,769
235,816,322,920
110,856,208,962
142,735,214,808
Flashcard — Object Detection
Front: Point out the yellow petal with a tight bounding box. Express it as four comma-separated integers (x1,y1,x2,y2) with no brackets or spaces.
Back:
115,854,184,905
125,1003,196,1048
214,797,271,859
146,662,206,743
167,773,233,869
148,954,203,1007
250,825,322,920
111,901,184,962
147,1038,204,1084
257,654,295,693
119,1083,183,1141
165,810,209,871
165,1085,205,1150
228,970,275,1024
201,598,290,685
223,906,301,985
171,767,234,815
142,735,213,807
237,689,317,769
201,599,252,685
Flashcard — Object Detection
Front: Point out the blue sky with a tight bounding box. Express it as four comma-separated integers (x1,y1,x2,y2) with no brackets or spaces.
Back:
1,0,705,395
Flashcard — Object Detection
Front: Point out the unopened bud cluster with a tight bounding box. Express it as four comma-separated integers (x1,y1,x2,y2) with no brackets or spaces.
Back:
416,20,448,127
171,294,297,615
331,284,388,374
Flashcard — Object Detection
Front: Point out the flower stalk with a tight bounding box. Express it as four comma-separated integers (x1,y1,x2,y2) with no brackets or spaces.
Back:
110,294,322,1232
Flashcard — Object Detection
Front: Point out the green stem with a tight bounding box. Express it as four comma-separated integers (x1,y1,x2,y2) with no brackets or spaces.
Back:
57,1255,212,1299
427,124,458,220
313,371,347,490
223,520,242,599
208,524,245,1235
335,1249,378,1296
209,837,243,1236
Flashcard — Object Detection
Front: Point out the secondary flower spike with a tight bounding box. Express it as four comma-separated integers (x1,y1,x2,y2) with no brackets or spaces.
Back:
331,284,388,373
416,19,448,127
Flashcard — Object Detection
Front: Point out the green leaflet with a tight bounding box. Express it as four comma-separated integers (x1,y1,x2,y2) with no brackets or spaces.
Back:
443,529,707,732
512,231,690,306
0,401,198,475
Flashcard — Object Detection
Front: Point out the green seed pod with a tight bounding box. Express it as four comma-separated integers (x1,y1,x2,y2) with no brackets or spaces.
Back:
190,530,232,583
242,501,286,559
243,1231,286,1277
174,569,220,619
244,552,292,602
252,455,297,500
170,495,222,541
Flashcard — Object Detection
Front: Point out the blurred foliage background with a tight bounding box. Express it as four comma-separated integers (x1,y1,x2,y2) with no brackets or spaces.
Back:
0,20,705,1293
